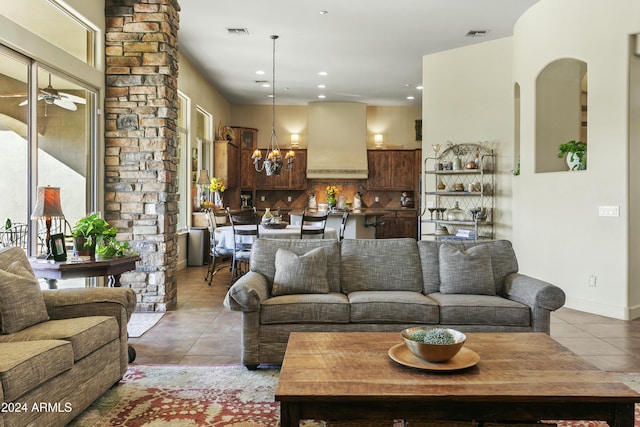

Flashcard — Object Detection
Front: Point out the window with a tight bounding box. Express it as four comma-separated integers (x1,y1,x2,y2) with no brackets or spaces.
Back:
176,92,189,231
1,0,96,65
0,47,98,257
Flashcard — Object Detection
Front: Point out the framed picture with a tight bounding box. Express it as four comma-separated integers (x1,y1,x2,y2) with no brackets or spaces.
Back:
49,233,67,262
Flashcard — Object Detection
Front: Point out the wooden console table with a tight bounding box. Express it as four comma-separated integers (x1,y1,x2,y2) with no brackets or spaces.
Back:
29,255,141,289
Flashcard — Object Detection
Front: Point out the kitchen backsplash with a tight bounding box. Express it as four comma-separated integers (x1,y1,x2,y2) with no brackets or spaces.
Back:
254,179,413,211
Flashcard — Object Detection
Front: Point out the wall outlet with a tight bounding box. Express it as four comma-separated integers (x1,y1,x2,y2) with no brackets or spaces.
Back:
287,196,292,202
589,275,597,287
374,196,379,203
260,195,265,202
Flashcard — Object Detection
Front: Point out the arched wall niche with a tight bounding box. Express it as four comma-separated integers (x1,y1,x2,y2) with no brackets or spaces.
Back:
535,58,587,173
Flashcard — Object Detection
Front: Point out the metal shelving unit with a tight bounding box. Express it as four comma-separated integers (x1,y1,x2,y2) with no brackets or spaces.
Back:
422,143,495,241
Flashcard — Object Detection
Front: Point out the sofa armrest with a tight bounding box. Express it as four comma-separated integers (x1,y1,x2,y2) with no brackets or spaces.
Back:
42,287,136,333
503,273,566,311
224,272,269,312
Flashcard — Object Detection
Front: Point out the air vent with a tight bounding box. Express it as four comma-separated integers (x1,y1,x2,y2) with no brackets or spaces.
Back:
227,28,249,35
465,30,489,37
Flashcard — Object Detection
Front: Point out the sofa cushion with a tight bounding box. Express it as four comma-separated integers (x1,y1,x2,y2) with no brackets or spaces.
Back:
0,261,50,334
272,247,329,296
428,292,531,327
261,293,350,324
341,239,423,293
348,291,439,324
0,340,73,401
418,240,519,295
0,316,119,361
251,239,342,293
439,244,495,295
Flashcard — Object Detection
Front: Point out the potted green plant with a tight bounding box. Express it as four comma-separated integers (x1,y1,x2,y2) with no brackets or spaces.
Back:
72,213,117,258
96,240,131,259
558,140,587,170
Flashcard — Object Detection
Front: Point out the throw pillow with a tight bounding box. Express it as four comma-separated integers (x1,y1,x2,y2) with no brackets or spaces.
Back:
439,244,495,295
0,262,50,334
272,247,329,296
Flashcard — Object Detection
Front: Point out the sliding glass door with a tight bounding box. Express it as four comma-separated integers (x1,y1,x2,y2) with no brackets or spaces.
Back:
0,46,97,256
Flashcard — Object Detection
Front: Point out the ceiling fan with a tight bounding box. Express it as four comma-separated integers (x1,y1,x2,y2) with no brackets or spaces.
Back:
0,74,86,111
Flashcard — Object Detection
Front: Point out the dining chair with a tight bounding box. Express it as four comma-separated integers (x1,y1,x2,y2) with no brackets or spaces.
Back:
0,223,28,249
204,209,233,286
227,207,259,285
339,211,349,240
299,210,328,239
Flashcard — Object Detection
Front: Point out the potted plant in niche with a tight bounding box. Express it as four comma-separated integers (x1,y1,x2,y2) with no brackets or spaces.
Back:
558,140,587,170
72,213,117,258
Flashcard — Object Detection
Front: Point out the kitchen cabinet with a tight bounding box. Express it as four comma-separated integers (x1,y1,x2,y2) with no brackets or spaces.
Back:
214,139,239,189
367,150,416,190
376,209,418,239
396,210,418,239
241,148,257,189
231,127,258,149
423,143,495,241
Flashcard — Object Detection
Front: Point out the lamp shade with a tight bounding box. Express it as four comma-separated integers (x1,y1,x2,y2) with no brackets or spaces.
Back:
196,170,210,185
31,186,64,219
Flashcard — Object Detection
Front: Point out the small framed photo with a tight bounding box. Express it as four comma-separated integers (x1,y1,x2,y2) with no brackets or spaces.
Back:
49,233,67,262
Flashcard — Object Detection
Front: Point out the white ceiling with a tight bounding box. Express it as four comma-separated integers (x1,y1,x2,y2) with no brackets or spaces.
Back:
178,0,538,106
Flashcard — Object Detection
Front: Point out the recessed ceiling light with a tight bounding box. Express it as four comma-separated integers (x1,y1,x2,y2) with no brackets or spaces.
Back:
256,70,265,75
262,82,271,88
320,10,328,15
466,30,489,37
318,95,326,99
318,71,328,76
406,96,415,100
416,85,423,90
317,84,326,89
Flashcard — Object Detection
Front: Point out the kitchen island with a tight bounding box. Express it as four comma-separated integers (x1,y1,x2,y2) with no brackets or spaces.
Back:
290,209,391,239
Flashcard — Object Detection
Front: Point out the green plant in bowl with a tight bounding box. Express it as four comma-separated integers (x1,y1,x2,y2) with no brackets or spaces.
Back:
401,327,466,362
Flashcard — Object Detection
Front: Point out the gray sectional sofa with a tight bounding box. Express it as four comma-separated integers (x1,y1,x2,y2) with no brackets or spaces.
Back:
224,238,566,369
0,246,136,427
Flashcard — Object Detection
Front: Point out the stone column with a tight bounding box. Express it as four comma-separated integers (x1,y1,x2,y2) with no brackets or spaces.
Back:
105,0,180,311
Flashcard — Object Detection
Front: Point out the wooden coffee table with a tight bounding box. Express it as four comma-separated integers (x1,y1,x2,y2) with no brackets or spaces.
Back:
275,332,639,426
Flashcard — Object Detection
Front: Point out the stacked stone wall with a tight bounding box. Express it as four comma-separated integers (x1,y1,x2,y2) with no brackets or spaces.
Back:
105,0,180,311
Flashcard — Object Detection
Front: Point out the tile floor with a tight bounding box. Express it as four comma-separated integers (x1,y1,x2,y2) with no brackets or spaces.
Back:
129,265,640,372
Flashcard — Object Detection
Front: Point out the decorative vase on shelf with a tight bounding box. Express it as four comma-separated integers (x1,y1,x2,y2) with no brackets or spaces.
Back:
213,191,223,208
447,201,464,221
452,157,462,170
327,195,337,210
261,208,273,224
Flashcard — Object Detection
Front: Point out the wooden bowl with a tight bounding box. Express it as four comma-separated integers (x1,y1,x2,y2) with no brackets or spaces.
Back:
401,327,466,362
261,222,288,229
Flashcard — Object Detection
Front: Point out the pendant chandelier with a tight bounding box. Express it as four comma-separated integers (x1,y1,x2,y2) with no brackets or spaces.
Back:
252,35,295,176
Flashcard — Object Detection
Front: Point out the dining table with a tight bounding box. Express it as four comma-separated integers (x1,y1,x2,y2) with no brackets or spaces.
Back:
214,224,337,251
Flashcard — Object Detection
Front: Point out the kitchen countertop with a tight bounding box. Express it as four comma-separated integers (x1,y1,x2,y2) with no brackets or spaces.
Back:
289,208,417,216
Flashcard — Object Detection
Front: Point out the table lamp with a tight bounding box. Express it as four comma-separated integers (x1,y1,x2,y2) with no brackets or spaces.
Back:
30,186,65,259
196,169,211,206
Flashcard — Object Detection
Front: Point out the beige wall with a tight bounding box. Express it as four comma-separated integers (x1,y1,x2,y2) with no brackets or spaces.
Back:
231,104,421,150
422,37,515,241
513,0,640,319
176,52,232,269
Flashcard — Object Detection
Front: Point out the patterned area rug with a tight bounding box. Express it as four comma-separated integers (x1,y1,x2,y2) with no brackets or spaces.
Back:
68,365,640,427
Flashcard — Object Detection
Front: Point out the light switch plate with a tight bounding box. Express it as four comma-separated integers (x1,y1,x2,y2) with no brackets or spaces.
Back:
598,206,620,217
